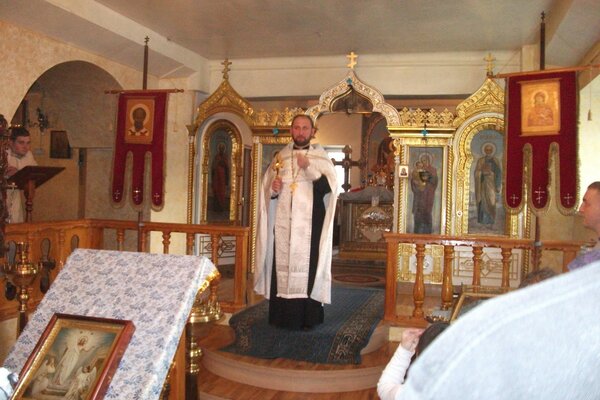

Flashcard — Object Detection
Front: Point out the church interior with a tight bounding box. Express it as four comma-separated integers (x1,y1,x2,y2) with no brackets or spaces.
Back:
1,1,600,398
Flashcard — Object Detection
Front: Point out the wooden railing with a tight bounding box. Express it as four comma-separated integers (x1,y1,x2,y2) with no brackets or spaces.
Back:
2,219,249,321
383,233,585,326
2,219,587,330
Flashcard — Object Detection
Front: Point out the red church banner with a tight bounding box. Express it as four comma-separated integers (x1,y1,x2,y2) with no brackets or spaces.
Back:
504,71,578,214
111,91,168,209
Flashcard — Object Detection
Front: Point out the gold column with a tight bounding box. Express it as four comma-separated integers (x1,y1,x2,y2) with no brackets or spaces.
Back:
186,124,198,224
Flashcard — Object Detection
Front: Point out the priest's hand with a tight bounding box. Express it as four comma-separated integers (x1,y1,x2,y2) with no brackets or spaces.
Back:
296,152,310,169
271,176,282,194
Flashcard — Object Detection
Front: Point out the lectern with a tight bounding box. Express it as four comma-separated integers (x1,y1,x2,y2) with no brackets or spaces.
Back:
7,166,64,222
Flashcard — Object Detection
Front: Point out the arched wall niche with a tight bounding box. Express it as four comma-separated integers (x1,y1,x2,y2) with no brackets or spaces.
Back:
7,61,137,240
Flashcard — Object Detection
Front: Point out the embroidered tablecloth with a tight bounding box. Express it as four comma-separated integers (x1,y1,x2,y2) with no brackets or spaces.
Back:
3,248,217,399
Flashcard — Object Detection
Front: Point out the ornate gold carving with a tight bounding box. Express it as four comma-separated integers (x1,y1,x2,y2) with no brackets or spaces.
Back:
193,79,254,129
250,107,305,127
388,134,453,233
397,108,455,128
456,117,501,234
185,125,196,224
453,78,504,127
305,70,401,126
397,243,443,284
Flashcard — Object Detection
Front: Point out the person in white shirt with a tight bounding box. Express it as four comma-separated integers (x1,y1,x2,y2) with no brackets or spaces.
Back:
568,181,600,271
378,322,449,400
5,126,37,223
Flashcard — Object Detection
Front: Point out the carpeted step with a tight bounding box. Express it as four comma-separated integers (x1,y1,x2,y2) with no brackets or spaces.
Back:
200,324,388,393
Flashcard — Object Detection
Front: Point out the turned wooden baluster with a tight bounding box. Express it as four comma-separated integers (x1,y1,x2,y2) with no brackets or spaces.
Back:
185,233,194,255
384,239,399,321
413,243,426,318
57,229,67,264
116,229,125,251
210,233,220,264
209,233,221,300
441,245,454,310
162,231,171,254
501,247,512,289
140,230,148,252
472,246,483,287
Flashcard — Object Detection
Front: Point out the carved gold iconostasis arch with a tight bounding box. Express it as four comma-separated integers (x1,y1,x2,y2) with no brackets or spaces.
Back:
188,78,255,224
199,119,243,223
451,77,528,238
306,69,401,126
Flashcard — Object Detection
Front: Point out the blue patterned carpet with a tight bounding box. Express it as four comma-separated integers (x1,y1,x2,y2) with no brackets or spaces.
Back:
221,285,384,364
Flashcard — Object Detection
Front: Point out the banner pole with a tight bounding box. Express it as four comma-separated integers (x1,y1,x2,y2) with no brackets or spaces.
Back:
137,37,150,252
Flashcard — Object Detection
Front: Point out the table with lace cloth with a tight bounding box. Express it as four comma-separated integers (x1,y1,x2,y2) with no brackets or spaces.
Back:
3,248,217,400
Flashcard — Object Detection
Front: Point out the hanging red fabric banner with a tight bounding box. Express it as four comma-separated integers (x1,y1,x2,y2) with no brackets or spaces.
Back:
111,91,167,209
504,71,578,214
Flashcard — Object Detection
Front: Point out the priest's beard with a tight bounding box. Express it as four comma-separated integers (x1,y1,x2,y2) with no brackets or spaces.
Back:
293,137,311,148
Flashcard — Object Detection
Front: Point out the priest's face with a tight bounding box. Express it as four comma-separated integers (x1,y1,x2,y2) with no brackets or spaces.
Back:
579,187,600,234
291,115,315,148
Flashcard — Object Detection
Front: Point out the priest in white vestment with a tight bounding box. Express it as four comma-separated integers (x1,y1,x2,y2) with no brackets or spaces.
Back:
254,114,338,330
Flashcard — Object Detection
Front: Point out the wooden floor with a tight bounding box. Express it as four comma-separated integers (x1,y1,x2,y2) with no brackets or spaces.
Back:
194,323,397,399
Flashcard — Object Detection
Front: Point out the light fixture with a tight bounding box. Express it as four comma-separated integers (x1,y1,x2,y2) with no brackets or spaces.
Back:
28,107,49,132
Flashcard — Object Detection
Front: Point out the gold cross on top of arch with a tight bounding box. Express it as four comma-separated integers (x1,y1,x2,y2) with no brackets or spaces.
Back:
222,59,232,80
347,52,358,69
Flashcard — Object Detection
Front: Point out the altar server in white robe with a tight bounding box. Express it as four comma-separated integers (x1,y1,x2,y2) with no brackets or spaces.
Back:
255,114,338,330
5,126,37,223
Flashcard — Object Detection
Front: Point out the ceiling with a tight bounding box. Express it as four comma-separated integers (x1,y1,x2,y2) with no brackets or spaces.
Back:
1,0,599,79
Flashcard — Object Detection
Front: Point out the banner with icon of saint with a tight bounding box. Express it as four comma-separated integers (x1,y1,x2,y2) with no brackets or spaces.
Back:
111,91,168,209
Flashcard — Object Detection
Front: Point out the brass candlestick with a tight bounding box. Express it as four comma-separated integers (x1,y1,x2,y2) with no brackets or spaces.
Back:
2,242,39,336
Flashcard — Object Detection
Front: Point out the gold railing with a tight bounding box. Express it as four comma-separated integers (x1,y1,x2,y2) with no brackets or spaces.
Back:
383,233,584,326
2,219,249,321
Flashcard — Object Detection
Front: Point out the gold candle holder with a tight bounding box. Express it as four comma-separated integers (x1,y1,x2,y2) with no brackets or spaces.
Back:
188,273,223,324
2,242,39,336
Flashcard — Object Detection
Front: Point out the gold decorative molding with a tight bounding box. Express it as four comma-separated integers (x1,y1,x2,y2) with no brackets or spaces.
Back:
398,243,444,284
306,70,401,126
390,135,453,234
453,114,525,239
455,116,506,235
453,78,505,127
397,108,455,128
249,107,305,127
192,79,254,130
